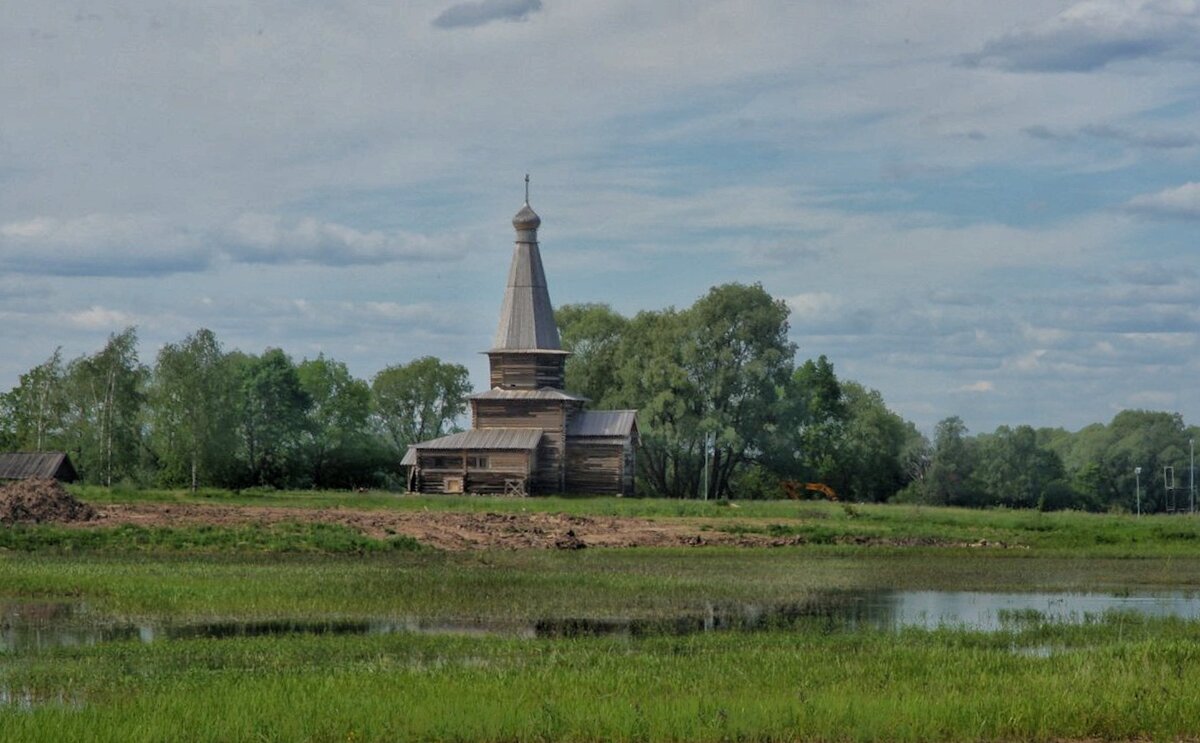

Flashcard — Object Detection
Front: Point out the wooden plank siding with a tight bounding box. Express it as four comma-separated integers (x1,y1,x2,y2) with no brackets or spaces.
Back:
535,431,566,492
564,440,624,494
413,449,534,495
472,399,565,430
487,352,566,390
473,399,584,492
623,432,638,496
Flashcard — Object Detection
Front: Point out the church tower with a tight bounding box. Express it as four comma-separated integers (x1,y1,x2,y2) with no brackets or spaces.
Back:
486,188,570,390
404,180,637,496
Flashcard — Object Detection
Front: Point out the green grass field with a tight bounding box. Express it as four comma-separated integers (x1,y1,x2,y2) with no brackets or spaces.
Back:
4,489,1200,741
6,616,1200,742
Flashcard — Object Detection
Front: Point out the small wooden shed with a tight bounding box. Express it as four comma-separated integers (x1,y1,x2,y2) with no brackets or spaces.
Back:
405,428,543,495
565,411,639,496
0,452,79,483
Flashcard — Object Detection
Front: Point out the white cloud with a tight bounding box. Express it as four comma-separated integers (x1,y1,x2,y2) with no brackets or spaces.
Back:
222,214,464,266
785,292,842,320
1004,350,1047,372
1020,323,1070,345
1125,182,1200,218
64,306,136,330
955,380,995,393
0,214,208,276
433,0,542,29
963,0,1200,72
0,1,1197,435
0,212,467,277
1127,390,1178,407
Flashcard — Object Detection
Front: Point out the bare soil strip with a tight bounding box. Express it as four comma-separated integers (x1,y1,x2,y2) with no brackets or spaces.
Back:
77,502,966,551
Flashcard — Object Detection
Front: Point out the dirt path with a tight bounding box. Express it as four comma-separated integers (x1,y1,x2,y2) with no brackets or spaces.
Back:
84,502,824,550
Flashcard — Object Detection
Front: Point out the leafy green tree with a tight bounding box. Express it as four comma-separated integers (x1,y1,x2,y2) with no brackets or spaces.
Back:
60,329,148,485
788,355,850,490
371,357,471,457
924,416,977,506
685,284,796,499
838,382,924,502
235,349,311,487
973,425,1068,509
1104,410,1189,512
1,348,68,452
606,284,796,499
148,329,240,490
297,354,377,488
609,307,702,498
557,303,629,406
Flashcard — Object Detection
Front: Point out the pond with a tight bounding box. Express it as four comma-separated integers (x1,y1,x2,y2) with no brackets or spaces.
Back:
5,589,1200,653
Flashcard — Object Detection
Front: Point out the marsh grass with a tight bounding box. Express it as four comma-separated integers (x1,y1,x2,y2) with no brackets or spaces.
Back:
5,615,1200,742
0,522,422,554
3,549,1198,623
5,490,1200,740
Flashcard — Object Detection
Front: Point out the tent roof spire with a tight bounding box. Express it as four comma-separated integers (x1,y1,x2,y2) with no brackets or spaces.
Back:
493,180,560,351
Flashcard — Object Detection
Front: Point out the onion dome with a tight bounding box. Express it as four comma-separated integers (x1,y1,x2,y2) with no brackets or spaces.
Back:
512,202,541,231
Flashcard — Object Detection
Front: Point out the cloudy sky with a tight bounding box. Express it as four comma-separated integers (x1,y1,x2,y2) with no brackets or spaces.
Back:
2,0,1198,434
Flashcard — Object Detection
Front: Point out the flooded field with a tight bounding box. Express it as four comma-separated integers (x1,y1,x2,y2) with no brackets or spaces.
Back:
7,588,1200,653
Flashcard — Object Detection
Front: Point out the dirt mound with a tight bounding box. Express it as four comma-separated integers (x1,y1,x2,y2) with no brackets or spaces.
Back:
0,478,97,525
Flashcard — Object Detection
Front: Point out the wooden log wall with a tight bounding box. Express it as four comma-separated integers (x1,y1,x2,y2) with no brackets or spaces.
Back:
472,400,565,430
487,353,565,390
565,439,625,494
622,435,637,497
536,432,566,492
414,450,533,495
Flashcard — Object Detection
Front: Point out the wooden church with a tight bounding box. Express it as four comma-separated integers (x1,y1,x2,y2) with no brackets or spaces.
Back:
402,191,638,496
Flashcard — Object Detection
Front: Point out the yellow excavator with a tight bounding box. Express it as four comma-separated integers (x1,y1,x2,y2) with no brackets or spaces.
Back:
781,480,838,502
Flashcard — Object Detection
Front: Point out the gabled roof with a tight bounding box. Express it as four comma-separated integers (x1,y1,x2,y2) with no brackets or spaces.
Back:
0,451,79,482
470,387,587,402
492,201,563,352
410,428,544,451
567,410,638,438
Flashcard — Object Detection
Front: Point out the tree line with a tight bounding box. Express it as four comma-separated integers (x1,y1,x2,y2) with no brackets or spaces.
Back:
557,283,1198,510
1,282,1195,510
0,328,470,490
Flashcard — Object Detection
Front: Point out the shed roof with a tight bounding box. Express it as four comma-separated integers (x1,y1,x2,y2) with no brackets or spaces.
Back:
411,428,544,451
400,446,417,467
567,410,638,438
0,451,79,482
470,387,587,402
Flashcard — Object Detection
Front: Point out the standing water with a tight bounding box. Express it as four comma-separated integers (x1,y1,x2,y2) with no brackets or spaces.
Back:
5,589,1200,652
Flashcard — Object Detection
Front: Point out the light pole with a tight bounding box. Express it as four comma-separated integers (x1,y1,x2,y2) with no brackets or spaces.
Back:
1190,438,1195,515
1135,466,1142,517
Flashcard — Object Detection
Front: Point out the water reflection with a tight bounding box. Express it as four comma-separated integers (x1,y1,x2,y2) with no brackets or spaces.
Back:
5,589,1200,655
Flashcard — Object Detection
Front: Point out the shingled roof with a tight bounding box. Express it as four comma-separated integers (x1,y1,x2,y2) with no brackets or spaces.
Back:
491,200,563,352
469,387,587,402
411,428,544,451
0,452,79,482
567,410,638,438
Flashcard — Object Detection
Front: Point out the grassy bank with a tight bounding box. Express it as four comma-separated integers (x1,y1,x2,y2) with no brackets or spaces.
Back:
2,548,1198,622
5,614,1200,742
0,522,422,554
